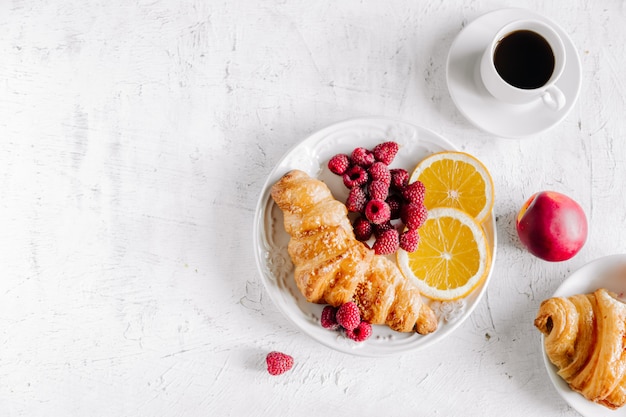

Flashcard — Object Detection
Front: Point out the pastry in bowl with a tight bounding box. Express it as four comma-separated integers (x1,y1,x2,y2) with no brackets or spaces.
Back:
535,288,626,409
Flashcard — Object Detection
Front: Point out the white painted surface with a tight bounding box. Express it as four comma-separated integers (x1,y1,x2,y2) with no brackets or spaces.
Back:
1,0,625,415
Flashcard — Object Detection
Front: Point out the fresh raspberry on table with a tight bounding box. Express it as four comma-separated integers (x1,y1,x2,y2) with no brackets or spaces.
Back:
364,199,391,225
350,147,375,167
373,141,399,165
401,202,428,230
320,305,339,330
399,228,420,252
328,154,350,175
352,216,373,241
368,180,389,201
345,321,373,342
372,228,399,255
266,351,294,376
401,180,426,204
368,162,391,185
336,302,361,331
346,186,367,213
343,165,369,188
390,168,409,190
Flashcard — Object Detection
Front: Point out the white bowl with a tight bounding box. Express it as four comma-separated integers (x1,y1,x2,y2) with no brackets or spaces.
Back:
540,254,626,415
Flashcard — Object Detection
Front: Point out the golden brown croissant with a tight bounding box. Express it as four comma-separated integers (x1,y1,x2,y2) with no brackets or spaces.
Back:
535,288,626,409
270,169,437,334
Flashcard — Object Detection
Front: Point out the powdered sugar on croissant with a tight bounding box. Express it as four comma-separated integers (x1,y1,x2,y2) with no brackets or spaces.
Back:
270,169,437,334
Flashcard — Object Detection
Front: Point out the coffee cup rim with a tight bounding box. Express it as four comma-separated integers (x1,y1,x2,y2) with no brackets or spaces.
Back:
488,19,566,92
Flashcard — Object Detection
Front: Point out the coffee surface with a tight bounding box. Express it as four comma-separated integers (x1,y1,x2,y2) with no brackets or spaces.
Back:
494,30,555,90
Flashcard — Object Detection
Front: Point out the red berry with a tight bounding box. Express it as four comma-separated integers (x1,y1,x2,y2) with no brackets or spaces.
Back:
353,216,373,241
386,194,403,220
321,305,339,330
345,321,373,342
368,180,389,201
364,199,391,225
401,203,428,230
390,168,409,190
368,162,391,185
372,228,399,255
373,220,394,238
373,141,399,165
328,154,350,175
401,181,426,204
351,147,375,167
399,228,420,252
266,351,294,376
336,302,361,331
343,165,369,188
346,186,367,213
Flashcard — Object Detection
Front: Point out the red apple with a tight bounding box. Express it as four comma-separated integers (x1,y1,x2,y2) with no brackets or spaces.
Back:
516,191,588,262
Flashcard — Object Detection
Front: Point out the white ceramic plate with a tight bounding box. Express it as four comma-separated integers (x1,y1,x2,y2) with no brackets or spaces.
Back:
253,117,497,356
541,254,626,415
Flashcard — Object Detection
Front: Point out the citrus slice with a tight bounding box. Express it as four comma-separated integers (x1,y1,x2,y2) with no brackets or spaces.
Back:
397,207,490,301
410,151,494,223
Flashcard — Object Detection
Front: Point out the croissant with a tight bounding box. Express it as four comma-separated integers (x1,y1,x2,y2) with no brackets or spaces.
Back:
534,288,626,409
270,169,438,334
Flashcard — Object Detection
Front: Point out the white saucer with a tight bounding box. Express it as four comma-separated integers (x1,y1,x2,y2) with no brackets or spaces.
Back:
446,8,582,138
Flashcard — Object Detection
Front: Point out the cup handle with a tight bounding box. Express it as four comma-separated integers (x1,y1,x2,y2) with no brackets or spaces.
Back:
542,86,566,111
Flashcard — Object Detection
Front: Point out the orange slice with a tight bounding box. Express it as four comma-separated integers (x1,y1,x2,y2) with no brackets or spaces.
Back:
397,207,490,301
410,151,494,223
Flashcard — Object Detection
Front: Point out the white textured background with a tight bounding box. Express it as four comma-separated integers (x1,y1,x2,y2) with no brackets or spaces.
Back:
1,0,625,416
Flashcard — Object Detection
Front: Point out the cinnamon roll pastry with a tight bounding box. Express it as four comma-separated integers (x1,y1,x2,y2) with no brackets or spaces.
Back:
271,170,437,334
534,288,626,409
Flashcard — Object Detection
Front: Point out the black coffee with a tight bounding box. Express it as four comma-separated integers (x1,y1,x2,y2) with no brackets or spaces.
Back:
493,30,555,89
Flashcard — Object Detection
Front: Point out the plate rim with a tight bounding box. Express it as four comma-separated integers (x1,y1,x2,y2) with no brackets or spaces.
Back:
253,116,498,356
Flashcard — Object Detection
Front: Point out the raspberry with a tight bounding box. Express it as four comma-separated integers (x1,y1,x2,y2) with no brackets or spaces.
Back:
373,141,399,165
368,162,391,185
386,194,402,220
328,154,350,175
364,199,391,225
320,305,339,330
346,186,367,213
390,168,409,190
373,220,394,238
336,302,361,331
343,165,369,188
345,321,373,342
368,180,389,201
401,181,426,204
372,228,399,255
353,216,373,241
389,168,409,190
350,147,375,167
399,228,420,252
401,203,428,230
266,351,294,376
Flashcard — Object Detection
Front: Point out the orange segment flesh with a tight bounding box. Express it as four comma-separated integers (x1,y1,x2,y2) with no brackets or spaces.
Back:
397,207,490,301
410,151,494,223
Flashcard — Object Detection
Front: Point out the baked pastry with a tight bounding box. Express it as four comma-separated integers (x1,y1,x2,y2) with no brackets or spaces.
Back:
270,169,437,334
534,288,626,409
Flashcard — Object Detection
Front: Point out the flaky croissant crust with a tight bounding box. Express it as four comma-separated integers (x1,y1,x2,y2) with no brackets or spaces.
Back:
270,170,437,334
535,288,626,409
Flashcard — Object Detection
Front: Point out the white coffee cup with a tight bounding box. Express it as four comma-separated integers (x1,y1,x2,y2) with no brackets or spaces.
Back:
480,19,566,110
